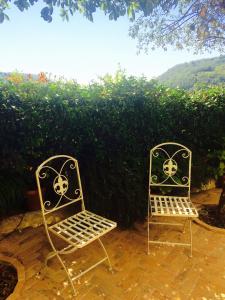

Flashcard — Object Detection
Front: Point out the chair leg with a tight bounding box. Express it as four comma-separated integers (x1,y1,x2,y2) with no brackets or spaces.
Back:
189,218,193,258
56,252,77,296
147,215,151,255
147,199,151,255
44,228,77,295
45,250,57,266
97,238,113,272
182,218,188,233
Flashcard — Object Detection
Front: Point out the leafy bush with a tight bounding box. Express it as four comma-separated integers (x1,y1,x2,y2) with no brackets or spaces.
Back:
0,74,225,226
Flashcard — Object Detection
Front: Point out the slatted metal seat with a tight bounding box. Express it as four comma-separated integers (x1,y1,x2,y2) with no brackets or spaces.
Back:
36,155,117,296
49,210,116,248
147,142,198,257
150,195,198,217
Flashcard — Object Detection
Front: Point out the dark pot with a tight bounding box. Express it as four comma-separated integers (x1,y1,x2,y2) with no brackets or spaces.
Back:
216,175,225,188
24,189,42,211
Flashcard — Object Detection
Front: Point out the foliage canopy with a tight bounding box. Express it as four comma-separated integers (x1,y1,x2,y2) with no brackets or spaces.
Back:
0,0,144,23
1,1,225,53
129,0,225,53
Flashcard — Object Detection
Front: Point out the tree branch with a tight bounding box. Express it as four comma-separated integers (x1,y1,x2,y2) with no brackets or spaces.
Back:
161,12,198,36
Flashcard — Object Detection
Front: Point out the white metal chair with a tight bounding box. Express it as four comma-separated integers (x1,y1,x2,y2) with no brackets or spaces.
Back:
148,142,198,257
35,155,117,295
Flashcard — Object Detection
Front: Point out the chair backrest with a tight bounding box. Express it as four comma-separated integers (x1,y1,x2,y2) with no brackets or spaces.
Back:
149,142,192,196
36,155,85,220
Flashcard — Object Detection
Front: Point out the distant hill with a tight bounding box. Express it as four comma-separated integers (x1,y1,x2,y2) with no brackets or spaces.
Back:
157,56,225,89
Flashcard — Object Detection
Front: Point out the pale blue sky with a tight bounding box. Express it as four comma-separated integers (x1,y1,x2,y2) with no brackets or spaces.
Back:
0,3,220,83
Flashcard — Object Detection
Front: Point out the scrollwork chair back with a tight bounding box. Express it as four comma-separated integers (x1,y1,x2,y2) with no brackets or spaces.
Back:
149,142,192,195
36,155,85,218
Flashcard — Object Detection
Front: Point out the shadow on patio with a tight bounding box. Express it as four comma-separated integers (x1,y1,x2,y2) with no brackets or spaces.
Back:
0,189,225,300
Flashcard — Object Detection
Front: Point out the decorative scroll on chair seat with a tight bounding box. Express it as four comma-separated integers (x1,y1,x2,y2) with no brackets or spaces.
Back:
49,210,117,248
150,195,198,217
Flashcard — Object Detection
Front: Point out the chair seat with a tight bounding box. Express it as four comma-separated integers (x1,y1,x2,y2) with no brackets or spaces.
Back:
49,210,117,248
150,195,198,218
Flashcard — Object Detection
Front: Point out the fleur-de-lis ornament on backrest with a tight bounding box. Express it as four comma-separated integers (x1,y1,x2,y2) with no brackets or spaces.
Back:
163,159,177,177
54,175,69,195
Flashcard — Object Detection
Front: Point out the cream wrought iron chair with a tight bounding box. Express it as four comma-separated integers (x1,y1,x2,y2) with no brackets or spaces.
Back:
36,155,117,295
147,142,198,257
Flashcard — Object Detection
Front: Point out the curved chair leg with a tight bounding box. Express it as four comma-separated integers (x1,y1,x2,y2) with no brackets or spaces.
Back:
44,240,77,296
189,218,193,258
97,238,113,272
43,225,77,295
45,250,57,266
56,252,77,296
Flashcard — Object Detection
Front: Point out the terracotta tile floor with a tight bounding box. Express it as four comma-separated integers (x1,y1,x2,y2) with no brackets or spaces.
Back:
0,189,225,300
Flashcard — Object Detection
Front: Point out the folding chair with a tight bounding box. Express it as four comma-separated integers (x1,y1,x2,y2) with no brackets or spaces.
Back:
147,142,198,257
36,155,117,295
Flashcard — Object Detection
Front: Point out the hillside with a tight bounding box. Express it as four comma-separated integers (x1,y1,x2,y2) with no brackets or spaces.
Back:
157,56,225,89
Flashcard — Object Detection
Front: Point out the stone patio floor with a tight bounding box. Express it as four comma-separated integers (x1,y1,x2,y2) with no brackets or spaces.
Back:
0,188,225,300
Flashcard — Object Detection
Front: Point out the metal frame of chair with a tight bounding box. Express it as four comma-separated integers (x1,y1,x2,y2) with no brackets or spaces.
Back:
147,142,198,257
36,155,117,296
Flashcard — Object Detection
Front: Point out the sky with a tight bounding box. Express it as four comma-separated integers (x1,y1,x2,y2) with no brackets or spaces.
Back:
0,3,221,83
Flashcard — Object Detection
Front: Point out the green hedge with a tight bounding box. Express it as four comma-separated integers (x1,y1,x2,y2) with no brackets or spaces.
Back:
0,75,225,226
